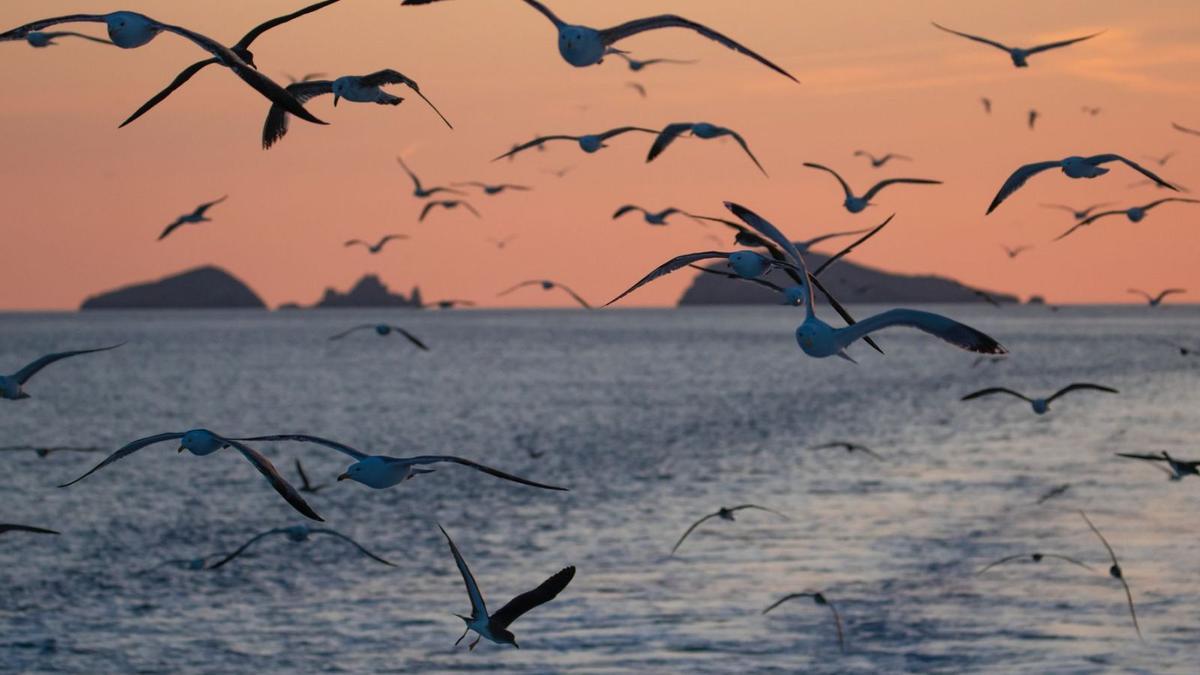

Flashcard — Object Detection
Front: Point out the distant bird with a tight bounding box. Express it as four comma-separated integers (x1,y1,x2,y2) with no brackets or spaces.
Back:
1116,451,1199,481
207,524,395,569
809,441,882,460
543,166,575,179
487,236,517,250
696,215,872,254
1055,198,1200,241
285,72,327,84
262,69,451,149
980,97,992,115
438,524,575,650
0,524,59,537
1027,109,1038,130
116,1,344,128
961,383,1118,415
613,52,697,72
803,163,941,213
974,290,1003,308
976,552,1094,575
453,182,531,196
1040,202,1114,221
1127,177,1190,193
397,157,463,198
612,205,699,226
328,324,429,350
20,31,113,48
625,81,647,98
1150,338,1199,356
344,234,408,254
762,591,845,654
647,122,766,175
420,200,480,222
1171,122,1200,137
931,22,1104,68
1002,245,1031,259
499,280,591,309
1,344,122,400
1143,151,1175,167
671,504,788,555
0,445,102,458
402,0,797,82
294,459,326,493
853,150,911,168
971,356,1007,369
239,434,568,492
1081,106,1102,116
986,155,1176,214
158,196,227,241
1036,483,1071,504
58,430,323,521
495,126,658,161
1079,511,1141,640
1127,288,1186,307
430,299,476,309
606,251,798,306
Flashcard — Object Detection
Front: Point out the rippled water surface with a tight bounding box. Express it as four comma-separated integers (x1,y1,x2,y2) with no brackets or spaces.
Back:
2,307,1199,673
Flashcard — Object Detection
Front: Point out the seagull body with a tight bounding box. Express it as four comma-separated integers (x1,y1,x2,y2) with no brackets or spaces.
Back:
647,122,766,175
1002,245,1031,259
1116,451,1200,481
762,592,845,653
1055,199,1200,240
804,163,941,213
495,126,657,160
328,324,429,350
1128,288,1185,307
397,157,462,198
614,52,697,72
420,200,480,222
453,182,531,196
612,205,698,226
671,504,788,555
1027,109,1038,130
208,524,395,569
22,30,113,48
500,280,591,308
344,234,408,254
976,552,1094,575
1041,202,1113,221
931,22,1103,68
1,344,122,400
0,524,60,537
987,155,1176,214
809,441,882,460
58,429,323,521
1080,511,1142,640
961,383,1118,414
159,196,226,241
854,150,911,168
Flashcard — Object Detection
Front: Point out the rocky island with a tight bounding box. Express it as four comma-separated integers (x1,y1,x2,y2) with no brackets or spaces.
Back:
80,266,266,310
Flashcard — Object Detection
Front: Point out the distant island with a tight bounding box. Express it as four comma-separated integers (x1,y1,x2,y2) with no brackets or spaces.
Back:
678,252,1018,305
296,275,424,309
80,266,266,310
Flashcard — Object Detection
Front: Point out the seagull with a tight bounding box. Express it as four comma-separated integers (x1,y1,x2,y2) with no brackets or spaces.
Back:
430,299,476,309
1,344,122,400
397,157,462,198
262,69,451,149
1171,122,1200,137
1082,106,1102,116
1040,202,1114,221
328,324,429,350
1127,177,1190,193
605,250,798,306
294,459,327,493
0,445,102,458
0,524,60,537
613,52,697,72
1027,109,1038,131
20,31,114,48
487,236,517,250
0,11,325,127
236,434,568,492
158,196,227,241
439,523,575,650
980,96,992,114
725,202,1006,360
803,163,942,213
1116,451,1199,481
1036,483,1072,504
960,383,1118,415
543,166,575,179
986,155,1176,214
117,1,344,128
974,290,1003,308
612,205,699,226
285,72,327,84
931,22,1104,68
625,81,647,98
853,150,911,168
1149,338,1199,356
1127,288,1186,307
344,234,408,254
1054,199,1200,241
207,524,395,569
420,200,480,222
647,122,766,176
671,504,788,555
452,182,531,196
697,216,873,255
809,441,882,460
1143,152,1176,167
1079,511,1142,640
494,126,658,161
403,0,796,82
499,280,591,309
58,430,323,521
1002,245,1031,259
976,552,1094,575
762,591,845,654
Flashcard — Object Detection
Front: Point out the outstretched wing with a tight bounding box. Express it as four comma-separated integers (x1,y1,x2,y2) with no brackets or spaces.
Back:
493,136,576,162
599,126,659,142
861,178,942,202
497,280,543,297
233,433,368,461
1126,288,1152,303
1143,197,1199,211
605,252,735,306
262,80,333,149
687,265,787,295
1172,122,1200,136
1154,289,1187,304
328,324,375,341
1046,383,1118,403
762,593,813,614
358,69,452,128
490,566,576,630
670,512,720,555
729,504,789,520
58,432,183,487
986,161,1062,214
207,529,285,569
1088,154,1176,191
553,283,592,309
961,387,1029,402
930,22,1012,52
646,123,696,163
813,215,893,277
838,309,1007,354
0,524,60,536
14,343,122,385
294,458,315,491
612,205,645,220
1026,31,1105,56
193,195,228,217
119,58,221,128
722,128,767,176
801,226,872,251
236,0,344,49
225,439,323,522
400,456,568,491
803,163,854,201
312,529,397,566
387,326,430,351
0,14,108,42
438,524,488,620
1057,210,1122,239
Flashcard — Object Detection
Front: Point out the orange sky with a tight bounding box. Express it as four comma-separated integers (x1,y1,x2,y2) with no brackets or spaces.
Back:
1,0,1198,310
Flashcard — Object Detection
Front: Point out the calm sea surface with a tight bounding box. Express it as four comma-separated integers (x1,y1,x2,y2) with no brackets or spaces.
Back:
2,307,1198,673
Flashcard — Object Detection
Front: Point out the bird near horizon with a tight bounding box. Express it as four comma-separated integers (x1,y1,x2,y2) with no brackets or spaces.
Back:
931,22,1104,68
158,196,227,241
762,591,845,654
613,51,698,72
430,299,476,309
495,126,658,161
1080,511,1142,641
438,523,575,651
1116,451,1199,481
809,441,883,460
853,150,911,168
1,344,122,401
396,157,462,198
453,182,531,196
499,280,592,309
328,324,429,350
1082,106,1102,116
986,155,1176,214
803,163,942,214
344,234,408,254
420,200,480,222
612,205,700,226
285,72,327,84
207,524,396,569
1055,198,1200,241
671,504,788,555
960,383,1118,415
1040,202,1114,221
647,122,766,175
1127,288,1186,307
1143,151,1176,167
975,552,1094,575
1002,245,1032,259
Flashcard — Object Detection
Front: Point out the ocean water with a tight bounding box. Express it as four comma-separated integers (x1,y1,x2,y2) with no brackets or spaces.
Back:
1,306,1198,674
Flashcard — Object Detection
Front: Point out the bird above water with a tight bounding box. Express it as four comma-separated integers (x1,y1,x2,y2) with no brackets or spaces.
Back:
1054,198,1200,241
1079,511,1142,640
420,200,480,222
612,51,698,72
207,524,396,569
612,205,700,226
803,163,942,213
853,150,911,168
976,552,1094,575
931,22,1104,68
499,280,592,309
452,182,531,196
762,591,845,654
1,344,122,401
158,196,227,241
960,383,1118,414
1116,451,1200,481
1127,288,1186,307
397,157,463,198
671,504,789,555
809,441,883,460
1002,245,1032,259
986,155,1176,214
0,524,60,537
1040,202,1114,221
294,459,327,494
328,324,429,350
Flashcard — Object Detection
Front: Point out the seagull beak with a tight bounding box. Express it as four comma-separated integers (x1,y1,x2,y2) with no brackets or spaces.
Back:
337,472,350,481
333,95,340,107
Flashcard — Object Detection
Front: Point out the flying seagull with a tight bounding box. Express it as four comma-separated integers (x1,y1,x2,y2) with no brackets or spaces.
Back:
344,234,408,254
931,22,1104,68
439,523,575,650
58,430,323,521
285,72,327,84
809,442,883,460
420,200,480,222
294,459,327,493
543,166,575,179
0,12,325,126
19,30,114,48
452,182,531,196
612,205,699,226
1143,151,1175,167
429,299,476,309
117,0,344,128
725,202,1005,360
980,97,992,115
1171,122,1200,137
613,52,697,72
1,344,122,400
1149,338,1199,356
853,150,911,168
696,215,873,255
987,155,1176,214
976,552,1094,575
207,524,395,569
487,236,517,250
237,434,568,493
625,81,647,98
974,290,1003,308
961,383,1118,414
647,122,766,175
803,163,941,213
499,280,591,309
671,504,788,555
1081,106,1102,116
402,0,797,82
1055,198,1200,241
262,69,451,149
1040,202,1114,221
1036,483,1071,504
1116,451,1199,481
1127,288,1185,307
495,126,658,161
328,324,429,350
0,524,60,537
762,591,845,654
158,196,227,241
1002,245,1031,259
1079,511,1142,640
397,157,462,198
1027,109,1038,131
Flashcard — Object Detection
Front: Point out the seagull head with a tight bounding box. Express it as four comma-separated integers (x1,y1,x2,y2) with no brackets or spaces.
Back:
557,25,606,67
375,325,391,336
104,12,161,49
331,78,352,106
494,627,518,648
337,457,394,488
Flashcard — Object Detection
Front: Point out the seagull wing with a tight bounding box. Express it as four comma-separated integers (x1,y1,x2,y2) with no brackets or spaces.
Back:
1079,511,1118,566
0,524,60,535
294,458,315,491
236,0,344,49
387,326,430,351
493,136,576,162
1115,452,1169,463
801,227,872,250
490,566,576,630
1057,210,1122,239
1117,574,1142,640
552,283,592,309
119,58,221,128
1040,203,1077,214
518,0,567,28
961,387,1030,402
721,128,767,176
671,512,721,555
438,524,488,620
234,434,369,461
396,156,422,190
1172,122,1200,136
605,252,735,306
1046,383,1118,403
986,161,1063,214
803,163,855,201
158,217,188,241
358,69,452,129
193,195,228,217
976,553,1031,575
1087,154,1177,191
1040,554,1095,571
599,126,660,142
328,324,375,341
687,265,787,295
762,593,814,614
262,80,332,149
58,432,183,487
612,205,645,220
824,599,846,653
400,456,568,491
13,343,122,385
861,178,942,202
837,309,1007,354
1155,289,1186,303
419,202,439,221
729,504,789,520
207,529,285,569
813,215,893,276
497,280,544,297
646,123,696,163
1126,288,1152,303
1026,31,1105,56
1143,197,1199,211
224,439,323,521
461,201,481,218
311,529,397,566
930,22,1012,52
344,240,368,249
0,14,108,41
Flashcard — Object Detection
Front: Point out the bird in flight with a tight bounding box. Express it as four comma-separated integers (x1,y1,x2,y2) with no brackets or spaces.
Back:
429,299,476,310
344,234,408,254
931,22,1104,68
496,126,657,161
612,205,700,226
1079,511,1142,640
19,30,114,48
625,81,648,98
487,236,518,250
453,182,531,196
975,552,1094,575
294,459,327,494
158,196,227,241
1171,122,1200,136
1,344,122,401
1081,106,1102,116
207,524,396,569
853,150,911,168
804,163,942,213
647,122,766,175
980,97,992,115
809,441,883,460
762,591,845,653
1027,109,1039,131
0,523,60,537
1036,483,1071,505
612,52,697,72
328,324,429,350
1040,202,1114,222
1054,198,1200,241
961,383,1118,415
499,280,592,309
1127,288,1186,307
1002,245,1031,259
986,155,1176,214
420,200,480,222
671,504,789,555
1116,451,1199,481
397,157,462,198
1143,151,1176,167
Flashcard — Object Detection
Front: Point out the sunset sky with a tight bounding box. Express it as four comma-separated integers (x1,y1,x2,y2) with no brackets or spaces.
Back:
2,0,1198,310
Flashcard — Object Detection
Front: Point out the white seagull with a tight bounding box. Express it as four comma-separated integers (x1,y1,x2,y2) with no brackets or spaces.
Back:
986,155,1176,214
1,344,122,400
647,122,766,176
494,126,658,161
762,591,845,654
853,150,911,168
671,504,789,555
397,157,462,198
1055,198,1200,241
158,196,227,241
207,524,396,569
344,234,409,254
420,200,480,222
328,324,429,350
960,383,1118,415
804,163,942,213
613,52,697,72
19,31,113,48
1127,288,1186,307
612,205,700,226
931,22,1104,68
499,280,591,309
